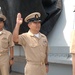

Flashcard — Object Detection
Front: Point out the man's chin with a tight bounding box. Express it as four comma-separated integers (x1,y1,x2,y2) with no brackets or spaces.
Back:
36,29,40,32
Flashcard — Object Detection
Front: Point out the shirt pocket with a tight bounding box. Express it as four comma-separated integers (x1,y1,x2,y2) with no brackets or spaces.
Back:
42,40,48,47
29,43,38,47
1,38,8,48
41,40,48,52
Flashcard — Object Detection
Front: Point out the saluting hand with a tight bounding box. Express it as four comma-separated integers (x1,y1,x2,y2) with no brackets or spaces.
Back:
16,13,23,25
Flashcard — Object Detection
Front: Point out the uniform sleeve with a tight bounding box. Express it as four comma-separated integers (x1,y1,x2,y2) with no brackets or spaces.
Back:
8,33,14,47
18,34,26,46
46,38,48,55
45,37,49,63
44,35,48,54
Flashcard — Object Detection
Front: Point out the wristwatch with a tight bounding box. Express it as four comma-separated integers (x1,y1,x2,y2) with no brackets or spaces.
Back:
45,62,49,66
10,57,14,60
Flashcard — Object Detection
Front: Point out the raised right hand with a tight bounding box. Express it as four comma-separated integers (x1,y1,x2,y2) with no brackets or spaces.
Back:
16,13,23,25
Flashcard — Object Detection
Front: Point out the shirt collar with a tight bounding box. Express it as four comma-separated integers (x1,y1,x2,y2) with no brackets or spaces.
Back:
2,29,6,34
28,30,34,36
28,30,44,37
0,29,6,35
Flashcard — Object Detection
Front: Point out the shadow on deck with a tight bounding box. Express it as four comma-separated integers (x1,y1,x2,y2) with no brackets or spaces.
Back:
10,71,24,75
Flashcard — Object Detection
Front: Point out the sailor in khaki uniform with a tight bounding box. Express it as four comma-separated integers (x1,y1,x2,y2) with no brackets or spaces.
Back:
0,9,14,75
70,30,75,75
13,12,49,75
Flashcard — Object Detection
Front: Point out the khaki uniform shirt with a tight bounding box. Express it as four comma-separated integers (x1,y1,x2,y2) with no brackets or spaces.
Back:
18,30,48,62
0,29,14,75
18,30,48,75
0,29,14,54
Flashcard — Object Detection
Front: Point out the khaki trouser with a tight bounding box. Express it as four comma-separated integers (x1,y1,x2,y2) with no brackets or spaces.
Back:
0,53,9,75
24,61,46,75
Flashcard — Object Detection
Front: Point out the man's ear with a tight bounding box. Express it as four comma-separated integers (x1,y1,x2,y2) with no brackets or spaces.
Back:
28,23,31,28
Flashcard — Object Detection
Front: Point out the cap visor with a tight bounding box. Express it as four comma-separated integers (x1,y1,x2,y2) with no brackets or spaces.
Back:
33,20,41,22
